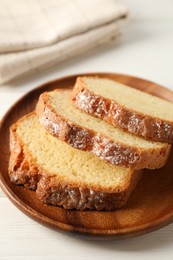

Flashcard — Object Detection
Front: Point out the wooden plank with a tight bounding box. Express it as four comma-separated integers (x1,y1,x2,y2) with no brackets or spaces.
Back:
0,188,6,198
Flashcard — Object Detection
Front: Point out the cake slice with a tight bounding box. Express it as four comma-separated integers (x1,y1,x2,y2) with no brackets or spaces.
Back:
36,90,170,169
9,113,140,210
72,77,173,143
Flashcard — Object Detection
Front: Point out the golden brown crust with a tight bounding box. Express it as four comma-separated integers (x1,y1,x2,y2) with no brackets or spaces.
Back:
72,77,173,144
36,170,140,210
36,91,171,169
8,115,141,210
9,125,41,190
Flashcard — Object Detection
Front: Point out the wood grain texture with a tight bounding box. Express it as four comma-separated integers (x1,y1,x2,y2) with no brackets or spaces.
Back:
1,73,173,240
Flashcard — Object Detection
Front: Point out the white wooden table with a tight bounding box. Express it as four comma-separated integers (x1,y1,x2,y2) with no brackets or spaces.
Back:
1,0,173,259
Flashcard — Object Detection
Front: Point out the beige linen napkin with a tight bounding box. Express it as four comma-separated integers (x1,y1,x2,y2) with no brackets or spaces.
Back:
0,0,128,84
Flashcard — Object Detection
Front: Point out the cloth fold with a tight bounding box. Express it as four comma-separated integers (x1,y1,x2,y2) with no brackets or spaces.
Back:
0,0,128,84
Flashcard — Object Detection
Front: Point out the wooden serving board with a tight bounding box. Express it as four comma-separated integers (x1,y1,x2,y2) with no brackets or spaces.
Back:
1,73,173,240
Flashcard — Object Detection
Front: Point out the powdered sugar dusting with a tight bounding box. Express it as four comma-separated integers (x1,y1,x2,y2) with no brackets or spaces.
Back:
74,90,109,117
68,126,90,149
93,135,140,165
74,88,173,143
39,180,125,210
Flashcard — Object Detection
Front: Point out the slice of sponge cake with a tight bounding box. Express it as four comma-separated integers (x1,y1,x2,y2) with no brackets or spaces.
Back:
72,77,173,143
9,113,140,210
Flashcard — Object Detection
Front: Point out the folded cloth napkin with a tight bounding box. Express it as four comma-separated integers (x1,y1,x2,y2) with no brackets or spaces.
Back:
0,0,128,84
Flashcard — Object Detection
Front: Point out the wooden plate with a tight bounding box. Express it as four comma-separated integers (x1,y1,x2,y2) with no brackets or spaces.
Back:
1,72,173,240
